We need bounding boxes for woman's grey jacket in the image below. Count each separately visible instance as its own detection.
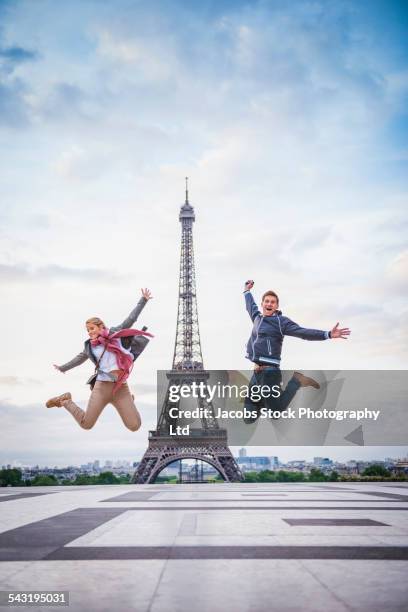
[59,297,149,373]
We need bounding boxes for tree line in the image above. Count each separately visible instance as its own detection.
[0,468,130,486]
[243,465,401,482]
[0,464,405,486]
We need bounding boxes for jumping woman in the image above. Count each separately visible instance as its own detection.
[46,288,153,431]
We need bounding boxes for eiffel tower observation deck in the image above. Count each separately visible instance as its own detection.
[132,180,243,483]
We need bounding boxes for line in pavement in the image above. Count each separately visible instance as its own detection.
[96,505,408,510]
[100,498,408,503]
[0,492,57,503]
[0,507,126,561]
[359,492,408,501]
[45,545,408,561]
[283,518,389,526]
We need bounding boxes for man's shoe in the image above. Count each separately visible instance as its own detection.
[243,400,263,425]
[293,372,320,389]
[46,392,72,408]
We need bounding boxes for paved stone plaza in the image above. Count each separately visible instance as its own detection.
[0,482,408,611]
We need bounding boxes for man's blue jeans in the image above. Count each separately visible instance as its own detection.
[243,367,301,424]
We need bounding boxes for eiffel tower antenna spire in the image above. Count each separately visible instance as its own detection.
[172,178,203,371]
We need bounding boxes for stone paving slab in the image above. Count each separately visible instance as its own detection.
[0,483,407,611]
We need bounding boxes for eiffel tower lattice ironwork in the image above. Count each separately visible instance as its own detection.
[132,180,243,484]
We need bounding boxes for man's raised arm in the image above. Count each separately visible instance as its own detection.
[243,280,260,322]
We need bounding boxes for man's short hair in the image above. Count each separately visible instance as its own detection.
[261,290,279,304]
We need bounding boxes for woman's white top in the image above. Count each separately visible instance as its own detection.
[91,341,133,382]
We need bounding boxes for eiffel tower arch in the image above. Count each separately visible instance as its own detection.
[132,180,243,484]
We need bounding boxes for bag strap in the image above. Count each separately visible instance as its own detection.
[94,342,108,372]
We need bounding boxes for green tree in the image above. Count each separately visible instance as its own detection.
[207,477,223,483]
[0,468,23,486]
[308,468,328,482]
[31,474,58,486]
[155,475,172,483]
[328,470,339,481]
[257,470,277,482]
[243,471,258,482]
[96,471,120,484]
[71,474,95,485]
[276,470,305,482]
[362,464,390,478]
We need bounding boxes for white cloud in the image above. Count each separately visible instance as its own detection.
[0,262,128,284]
[386,250,408,292]
[53,145,114,181]
[0,376,40,386]
[95,28,177,82]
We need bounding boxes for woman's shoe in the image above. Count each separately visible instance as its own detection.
[46,392,72,408]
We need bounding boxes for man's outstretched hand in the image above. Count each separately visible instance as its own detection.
[244,280,254,291]
[330,322,351,339]
[141,288,152,300]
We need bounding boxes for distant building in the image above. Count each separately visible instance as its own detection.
[287,460,306,471]
[393,457,408,475]
[239,448,247,458]
[236,456,271,471]
[314,457,333,467]
[313,457,333,471]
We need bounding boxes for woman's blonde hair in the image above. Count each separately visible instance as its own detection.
[85,317,106,328]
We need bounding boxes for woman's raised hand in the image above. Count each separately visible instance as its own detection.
[53,364,65,373]
[141,288,152,300]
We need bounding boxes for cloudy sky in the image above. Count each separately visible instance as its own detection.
[1,0,407,468]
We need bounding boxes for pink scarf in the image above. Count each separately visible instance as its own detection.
[91,327,153,393]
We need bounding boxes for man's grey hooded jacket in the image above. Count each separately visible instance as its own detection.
[59,297,149,373]
[244,291,330,366]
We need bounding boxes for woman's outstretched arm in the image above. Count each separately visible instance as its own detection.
[110,288,153,333]
[55,350,89,373]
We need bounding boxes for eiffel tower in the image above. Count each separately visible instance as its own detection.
[132,180,243,484]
